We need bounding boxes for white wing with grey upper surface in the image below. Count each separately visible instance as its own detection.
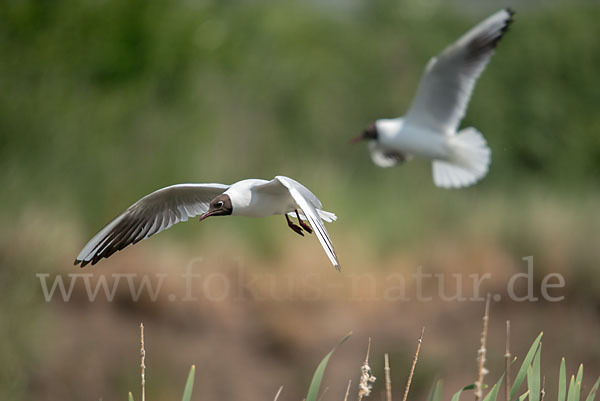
[404,9,514,135]
[255,176,340,269]
[75,183,229,267]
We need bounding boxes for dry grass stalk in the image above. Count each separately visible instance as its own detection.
[475,294,491,401]
[273,386,283,401]
[385,353,392,401]
[140,322,146,401]
[505,320,511,401]
[402,327,425,401]
[358,338,376,401]
[540,377,546,401]
[343,380,351,401]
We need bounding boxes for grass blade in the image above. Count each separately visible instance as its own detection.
[428,380,443,401]
[451,384,476,401]
[306,333,352,401]
[484,383,501,401]
[128,392,135,401]
[451,388,465,401]
[559,359,567,401]
[567,376,576,401]
[575,365,584,401]
[528,343,542,401]
[584,378,600,401]
[181,365,196,401]
[519,392,531,401]
[484,373,506,401]
[510,332,543,401]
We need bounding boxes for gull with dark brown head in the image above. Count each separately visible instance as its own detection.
[352,9,515,188]
[74,176,340,269]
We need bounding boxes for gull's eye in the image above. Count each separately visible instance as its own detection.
[215,201,223,208]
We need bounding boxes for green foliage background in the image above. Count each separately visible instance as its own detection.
[1,1,600,400]
[2,0,599,227]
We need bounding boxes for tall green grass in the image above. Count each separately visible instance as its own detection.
[120,318,598,401]
[298,330,598,401]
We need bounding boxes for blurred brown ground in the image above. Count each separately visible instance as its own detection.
[4,210,599,401]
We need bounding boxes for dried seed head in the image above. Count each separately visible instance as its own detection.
[358,338,376,400]
[358,362,377,399]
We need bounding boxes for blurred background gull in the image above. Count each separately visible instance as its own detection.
[1,0,600,400]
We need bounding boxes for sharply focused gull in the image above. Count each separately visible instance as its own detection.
[74,176,340,269]
[352,9,514,188]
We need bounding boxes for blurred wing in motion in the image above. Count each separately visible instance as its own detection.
[75,183,230,267]
[268,176,340,270]
[368,141,412,168]
[404,9,514,134]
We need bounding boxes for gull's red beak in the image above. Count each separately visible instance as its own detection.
[350,134,365,144]
[199,211,214,221]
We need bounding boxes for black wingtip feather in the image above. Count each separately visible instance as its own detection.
[486,9,516,50]
[501,8,516,34]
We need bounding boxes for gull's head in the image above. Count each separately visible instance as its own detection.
[199,194,233,221]
[350,122,378,143]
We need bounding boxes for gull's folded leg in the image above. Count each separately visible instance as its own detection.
[285,214,304,236]
[296,209,313,234]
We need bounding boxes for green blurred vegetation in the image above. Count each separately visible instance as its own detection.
[1,0,599,232]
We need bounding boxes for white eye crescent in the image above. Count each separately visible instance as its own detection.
[215,201,223,208]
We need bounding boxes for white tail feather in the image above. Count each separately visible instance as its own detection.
[433,127,491,188]
[289,210,337,223]
[317,210,337,223]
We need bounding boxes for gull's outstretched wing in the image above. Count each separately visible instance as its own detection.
[256,176,340,270]
[75,183,229,267]
[404,9,514,134]
[368,141,412,168]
